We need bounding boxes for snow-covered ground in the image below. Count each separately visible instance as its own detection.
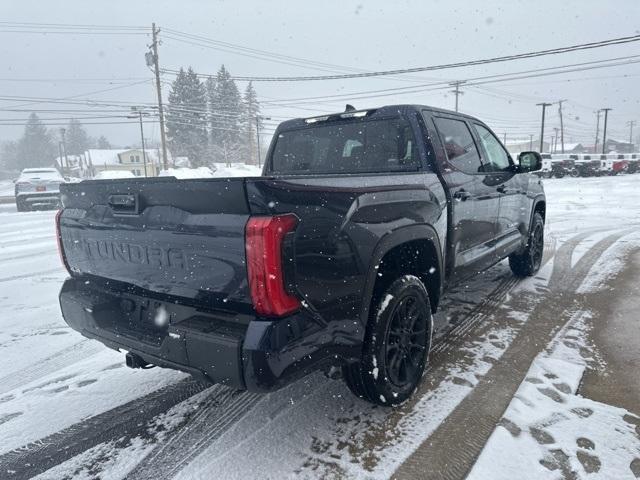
[0,180,15,197]
[0,175,639,479]
[468,311,640,480]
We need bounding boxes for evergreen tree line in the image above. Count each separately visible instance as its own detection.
[0,114,111,171]
[166,65,262,167]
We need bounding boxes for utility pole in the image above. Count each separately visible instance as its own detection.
[557,99,567,153]
[59,128,69,173]
[529,134,533,151]
[129,107,150,177]
[57,142,65,173]
[149,23,168,170]
[450,81,466,112]
[537,102,552,152]
[255,115,271,167]
[594,110,601,153]
[503,132,507,145]
[601,108,612,154]
[626,120,636,147]
[553,128,560,153]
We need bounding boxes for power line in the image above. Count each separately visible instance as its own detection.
[254,56,640,107]
[0,21,147,29]
[160,34,640,81]
[161,28,443,84]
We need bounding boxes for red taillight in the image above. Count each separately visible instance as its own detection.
[246,214,300,317]
[55,210,71,275]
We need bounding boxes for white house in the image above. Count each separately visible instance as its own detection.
[85,148,177,177]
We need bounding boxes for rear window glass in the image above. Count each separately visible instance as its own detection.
[20,171,63,180]
[269,117,418,174]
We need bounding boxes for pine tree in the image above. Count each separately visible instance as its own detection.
[65,119,91,155]
[241,81,261,165]
[17,113,56,168]
[208,65,243,165]
[167,67,208,166]
[96,135,112,149]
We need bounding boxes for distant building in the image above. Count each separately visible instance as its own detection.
[84,148,177,177]
[604,139,634,154]
[553,142,586,153]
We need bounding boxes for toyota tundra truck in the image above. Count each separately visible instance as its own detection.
[56,105,545,406]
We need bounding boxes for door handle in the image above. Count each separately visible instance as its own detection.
[453,189,471,201]
[496,185,506,194]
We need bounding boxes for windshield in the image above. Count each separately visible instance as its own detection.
[269,117,418,174]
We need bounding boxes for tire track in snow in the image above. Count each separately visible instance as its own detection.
[0,341,103,396]
[0,239,55,256]
[126,388,263,480]
[0,233,55,249]
[0,379,211,480]
[0,268,63,284]
[394,229,632,480]
[0,226,53,240]
[0,249,57,264]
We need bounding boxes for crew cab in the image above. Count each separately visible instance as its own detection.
[15,167,65,211]
[56,105,545,406]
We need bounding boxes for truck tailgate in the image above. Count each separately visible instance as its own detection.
[58,177,253,312]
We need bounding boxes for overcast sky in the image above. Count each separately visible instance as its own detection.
[1,0,639,148]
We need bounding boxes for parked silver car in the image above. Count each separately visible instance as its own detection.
[14,168,65,212]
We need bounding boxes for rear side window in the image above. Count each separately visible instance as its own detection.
[433,117,482,174]
[269,117,418,174]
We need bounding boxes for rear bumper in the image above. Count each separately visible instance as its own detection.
[59,278,345,392]
[16,192,61,204]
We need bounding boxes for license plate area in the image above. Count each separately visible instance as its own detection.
[104,298,170,346]
[36,186,46,192]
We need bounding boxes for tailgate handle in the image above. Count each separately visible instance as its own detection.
[108,194,139,215]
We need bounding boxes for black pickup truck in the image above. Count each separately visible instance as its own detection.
[56,105,545,406]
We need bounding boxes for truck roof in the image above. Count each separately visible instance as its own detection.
[278,104,481,130]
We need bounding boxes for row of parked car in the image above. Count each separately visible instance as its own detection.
[536,153,640,178]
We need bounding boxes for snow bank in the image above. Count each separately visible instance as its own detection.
[93,170,135,180]
[159,163,262,179]
[159,167,216,179]
[210,163,262,177]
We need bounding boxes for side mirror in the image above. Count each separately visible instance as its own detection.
[517,151,543,173]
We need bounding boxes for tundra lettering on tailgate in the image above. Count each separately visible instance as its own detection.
[67,234,188,270]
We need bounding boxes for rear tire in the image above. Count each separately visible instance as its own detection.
[343,275,432,406]
[509,212,544,277]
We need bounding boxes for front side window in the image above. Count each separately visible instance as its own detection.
[269,117,418,174]
[473,124,511,172]
[433,117,482,174]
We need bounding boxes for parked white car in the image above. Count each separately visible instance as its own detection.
[14,167,65,212]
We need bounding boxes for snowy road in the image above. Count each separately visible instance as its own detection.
[0,176,639,479]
